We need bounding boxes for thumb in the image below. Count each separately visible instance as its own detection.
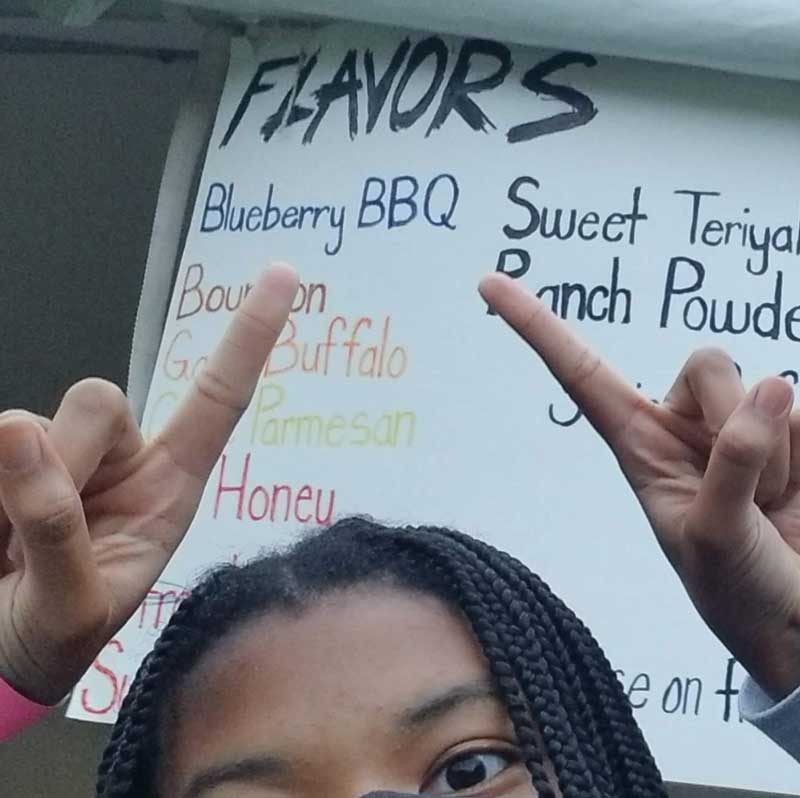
[687,377,793,552]
[0,416,107,701]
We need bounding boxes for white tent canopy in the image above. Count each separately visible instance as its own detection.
[12,0,800,81]
[174,0,800,81]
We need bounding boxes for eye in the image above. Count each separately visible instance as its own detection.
[424,750,517,795]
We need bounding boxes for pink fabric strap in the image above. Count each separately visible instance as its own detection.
[0,676,50,741]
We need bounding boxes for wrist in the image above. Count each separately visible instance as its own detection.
[0,658,71,707]
[749,661,800,703]
[0,639,86,706]
[734,624,800,702]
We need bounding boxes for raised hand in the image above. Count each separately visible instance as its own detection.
[0,265,298,704]
[480,272,800,700]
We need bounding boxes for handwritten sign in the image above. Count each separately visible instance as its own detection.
[69,23,800,794]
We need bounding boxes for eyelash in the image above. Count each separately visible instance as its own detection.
[422,745,521,795]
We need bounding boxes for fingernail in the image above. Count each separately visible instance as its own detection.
[754,379,793,418]
[0,423,41,472]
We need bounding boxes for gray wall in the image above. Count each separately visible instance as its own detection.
[0,46,192,796]
[0,47,193,414]
[0,39,792,798]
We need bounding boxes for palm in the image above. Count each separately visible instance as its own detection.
[82,443,203,614]
[0,443,198,696]
[763,492,800,554]
[625,390,800,540]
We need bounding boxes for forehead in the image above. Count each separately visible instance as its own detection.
[164,587,493,769]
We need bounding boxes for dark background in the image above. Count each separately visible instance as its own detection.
[0,44,193,797]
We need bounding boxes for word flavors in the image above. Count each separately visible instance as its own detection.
[222,39,597,146]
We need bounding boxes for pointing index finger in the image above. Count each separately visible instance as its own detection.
[479,272,644,441]
[157,264,299,478]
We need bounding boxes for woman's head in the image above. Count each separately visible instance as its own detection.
[96,518,666,798]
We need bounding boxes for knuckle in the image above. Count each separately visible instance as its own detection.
[63,378,130,433]
[194,368,249,414]
[520,302,547,339]
[714,424,767,470]
[0,410,48,427]
[64,378,127,416]
[28,495,83,547]
[686,346,736,376]
[234,306,283,347]
[569,347,602,387]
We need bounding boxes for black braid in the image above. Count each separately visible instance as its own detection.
[491,544,666,798]
[96,518,667,798]
[404,529,593,796]
[421,530,602,796]
[97,569,241,798]
[398,532,557,797]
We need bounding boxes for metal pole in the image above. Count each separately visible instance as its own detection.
[126,27,231,421]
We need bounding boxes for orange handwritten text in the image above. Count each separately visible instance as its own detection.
[250,384,416,447]
[265,315,407,378]
[162,328,206,382]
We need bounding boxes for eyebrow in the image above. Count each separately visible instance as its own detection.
[397,680,501,732]
[180,681,500,797]
[182,753,291,798]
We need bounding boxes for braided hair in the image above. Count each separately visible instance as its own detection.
[96,518,667,798]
